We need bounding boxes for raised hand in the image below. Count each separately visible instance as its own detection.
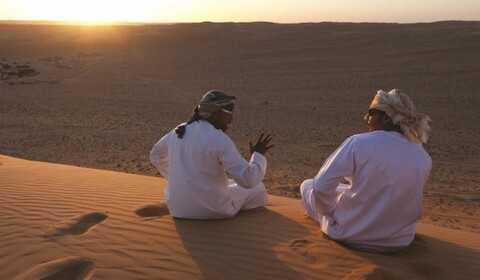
[249,133,274,155]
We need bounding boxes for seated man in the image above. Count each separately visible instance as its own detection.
[300,89,432,253]
[150,90,273,219]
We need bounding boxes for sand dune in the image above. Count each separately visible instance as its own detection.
[0,21,479,279]
[1,155,479,279]
[0,21,479,234]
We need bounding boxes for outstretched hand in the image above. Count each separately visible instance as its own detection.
[249,133,274,156]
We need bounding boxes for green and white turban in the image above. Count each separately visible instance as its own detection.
[197,90,236,118]
[370,89,431,144]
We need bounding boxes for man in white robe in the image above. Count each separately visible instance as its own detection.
[150,90,273,219]
[300,89,432,253]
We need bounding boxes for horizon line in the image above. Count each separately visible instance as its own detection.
[0,19,478,27]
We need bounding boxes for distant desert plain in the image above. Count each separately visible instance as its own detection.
[1,20,479,232]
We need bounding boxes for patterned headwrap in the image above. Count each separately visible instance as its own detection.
[370,89,431,144]
[174,90,236,138]
[197,90,236,118]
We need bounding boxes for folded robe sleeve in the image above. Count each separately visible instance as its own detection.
[218,138,267,189]
[312,136,356,215]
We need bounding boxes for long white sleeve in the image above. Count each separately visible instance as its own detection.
[150,132,172,179]
[312,137,355,215]
[218,138,267,189]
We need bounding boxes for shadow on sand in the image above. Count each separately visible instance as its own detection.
[174,207,311,280]
[350,234,480,279]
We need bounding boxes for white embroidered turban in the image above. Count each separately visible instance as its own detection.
[370,89,431,144]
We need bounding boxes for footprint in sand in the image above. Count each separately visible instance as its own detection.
[14,256,94,280]
[290,239,314,249]
[289,239,318,263]
[134,202,169,217]
[45,211,108,237]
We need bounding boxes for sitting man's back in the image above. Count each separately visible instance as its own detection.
[300,89,432,253]
[150,90,273,219]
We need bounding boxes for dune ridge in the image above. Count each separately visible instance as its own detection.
[1,155,479,279]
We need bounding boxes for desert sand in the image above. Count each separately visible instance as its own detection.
[0,21,479,279]
[1,155,479,279]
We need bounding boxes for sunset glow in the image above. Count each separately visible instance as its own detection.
[0,0,479,24]
[1,0,160,23]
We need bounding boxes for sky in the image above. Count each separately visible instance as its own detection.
[0,0,479,24]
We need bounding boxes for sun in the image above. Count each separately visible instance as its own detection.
[24,0,156,24]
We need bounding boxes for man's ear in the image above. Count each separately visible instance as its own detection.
[382,113,391,124]
[208,111,220,121]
